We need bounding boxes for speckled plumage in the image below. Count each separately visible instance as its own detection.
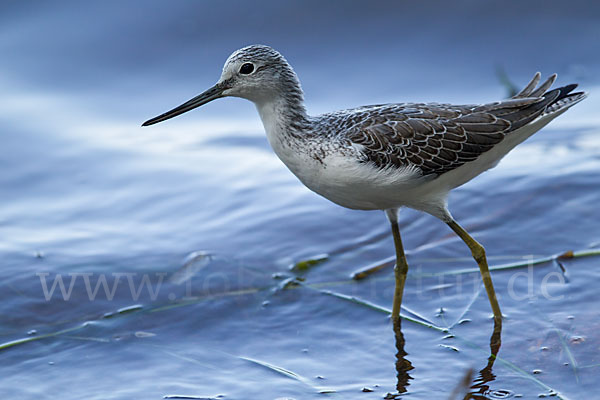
[143,44,586,220]
[143,45,587,329]
[312,76,582,176]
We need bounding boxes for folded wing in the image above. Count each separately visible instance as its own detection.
[346,73,584,176]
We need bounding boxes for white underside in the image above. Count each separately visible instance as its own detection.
[257,101,573,222]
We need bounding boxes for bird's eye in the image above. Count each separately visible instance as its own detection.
[239,63,254,75]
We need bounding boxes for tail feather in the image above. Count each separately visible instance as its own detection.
[542,83,586,115]
[514,72,541,98]
[544,90,587,114]
[514,73,587,116]
[530,74,557,97]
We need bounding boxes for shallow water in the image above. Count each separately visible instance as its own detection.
[1,1,600,399]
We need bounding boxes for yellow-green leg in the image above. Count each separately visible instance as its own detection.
[446,220,503,326]
[386,210,409,328]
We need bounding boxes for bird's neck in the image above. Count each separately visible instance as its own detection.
[255,93,327,188]
[254,90,319,178]
[255,91,311,143]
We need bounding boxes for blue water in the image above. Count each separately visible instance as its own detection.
[1,1,599,399]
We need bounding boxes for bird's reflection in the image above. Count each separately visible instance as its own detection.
[393,318,414,394]
[388,318,502,399]
[465,319,502,399]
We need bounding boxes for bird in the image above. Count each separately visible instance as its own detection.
[142,44,587,330]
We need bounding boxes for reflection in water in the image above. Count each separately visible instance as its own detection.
[387,318,502,399]
[467,319,503,399]
[394,319,414,393]
[384,318,414,398]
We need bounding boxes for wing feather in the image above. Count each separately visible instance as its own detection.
[340,74,580,175]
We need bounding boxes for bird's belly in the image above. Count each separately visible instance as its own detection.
[284,152,431,211]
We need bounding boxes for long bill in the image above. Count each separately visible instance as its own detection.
[142,83,224,126]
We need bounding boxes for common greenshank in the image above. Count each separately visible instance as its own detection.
[143,45,587,329]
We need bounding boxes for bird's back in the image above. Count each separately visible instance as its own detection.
[301,73,586,217]
[316,73,586,179]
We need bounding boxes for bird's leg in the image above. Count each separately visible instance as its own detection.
[387,211,409,328]
[446,220,503,326]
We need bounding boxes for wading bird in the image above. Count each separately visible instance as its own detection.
[143,45,586,329]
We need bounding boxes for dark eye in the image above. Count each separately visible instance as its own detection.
[239,63,254,74]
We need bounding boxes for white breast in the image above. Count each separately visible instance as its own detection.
[256,99,446,212]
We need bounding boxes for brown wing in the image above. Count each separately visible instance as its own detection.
[346,73,574,176]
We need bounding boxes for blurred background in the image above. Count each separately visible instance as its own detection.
[1,1,599,399]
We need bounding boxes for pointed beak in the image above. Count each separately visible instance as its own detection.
[142,83,225,126]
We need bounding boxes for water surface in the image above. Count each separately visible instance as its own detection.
[1,1,599,399]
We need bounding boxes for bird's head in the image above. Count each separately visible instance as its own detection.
[142,44,300,126]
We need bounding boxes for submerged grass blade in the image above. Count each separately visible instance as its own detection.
[157,348,220,370]
[351,256,395,280]
[150,287,264,313]
[532,304,580,381]
[0,303,148,352]
[61,335,110,343]
[448,284,484,329]
[291,253,329,272]
[490,355,572,400]
[556,330,579,382]
[411,248,600,278]
[103,304,143,318]
[0,323,88,351]
[579,363,600,369]
[315,287,447,332]
[239,356,335,393]
[240,356,303,380]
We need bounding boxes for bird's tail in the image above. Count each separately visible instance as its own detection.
[513,72,587,116]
